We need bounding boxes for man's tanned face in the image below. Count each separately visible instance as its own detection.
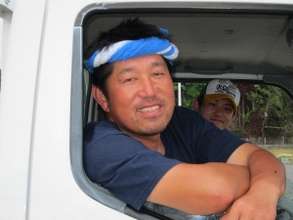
[94,55,175,137]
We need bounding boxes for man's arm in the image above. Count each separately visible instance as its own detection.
[148,162,249,215]
[222,143,286,220]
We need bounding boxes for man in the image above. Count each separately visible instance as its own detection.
[193,79,240,130]
[84,19,285,219]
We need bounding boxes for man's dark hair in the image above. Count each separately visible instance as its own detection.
[85,18,175,96]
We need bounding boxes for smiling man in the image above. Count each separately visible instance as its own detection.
[84,19,285,219]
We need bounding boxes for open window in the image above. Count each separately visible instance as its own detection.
[174,80,293,219]
[71,2,293,219]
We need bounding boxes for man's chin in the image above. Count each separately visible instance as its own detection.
[134,108,173,135]
[136,118,170,134]
[138,125,166,136]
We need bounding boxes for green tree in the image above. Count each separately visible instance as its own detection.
[175,82,205,108]
[241,84,293,143]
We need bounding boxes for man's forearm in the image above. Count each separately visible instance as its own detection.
[248,148,286,198]
[227,143,285,197]
[148,162,250,215]
[222,143,286,219]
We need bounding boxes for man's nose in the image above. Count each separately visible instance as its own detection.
[214,106,225,115]
[139,77,156,97]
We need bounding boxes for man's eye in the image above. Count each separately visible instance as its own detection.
[224,107,233,113]
[122,77,136,84]
[153,72,165,77]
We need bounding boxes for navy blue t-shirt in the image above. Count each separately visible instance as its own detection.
[84,106,245,210]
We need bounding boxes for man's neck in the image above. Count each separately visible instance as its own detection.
[125,131,165,155]
[108,118,166,154]
[135,134,165,154]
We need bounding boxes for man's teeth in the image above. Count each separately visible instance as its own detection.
[140,105,159,112]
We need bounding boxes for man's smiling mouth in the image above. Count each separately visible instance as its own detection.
[139,105,161,112]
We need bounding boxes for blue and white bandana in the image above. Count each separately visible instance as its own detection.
[85,37,179,73]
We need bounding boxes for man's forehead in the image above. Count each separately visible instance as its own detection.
[206,96,234,106]
[113,55,167,72]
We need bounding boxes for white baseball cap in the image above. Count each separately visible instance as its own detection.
[204,79,241,111]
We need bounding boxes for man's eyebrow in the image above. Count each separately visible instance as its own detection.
[151,61,167,68]
[117,61,167,75]
[117,67,135,76]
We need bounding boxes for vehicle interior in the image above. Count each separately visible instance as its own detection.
[70,2,293,220]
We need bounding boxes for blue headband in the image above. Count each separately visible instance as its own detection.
[85,37,179,73]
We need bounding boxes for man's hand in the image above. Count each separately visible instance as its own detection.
[220,183,279,220]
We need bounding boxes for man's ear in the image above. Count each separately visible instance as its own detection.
[92,86,110,112]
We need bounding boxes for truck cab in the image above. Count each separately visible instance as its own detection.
[0,1,293,219]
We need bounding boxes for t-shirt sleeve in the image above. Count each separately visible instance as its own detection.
[84,128,181,210]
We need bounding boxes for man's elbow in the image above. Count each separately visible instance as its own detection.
[188,179,248,215]
[212,181,248,212]
[205,171,250,213]
[187,190,235,215]
[207,191,235,214]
